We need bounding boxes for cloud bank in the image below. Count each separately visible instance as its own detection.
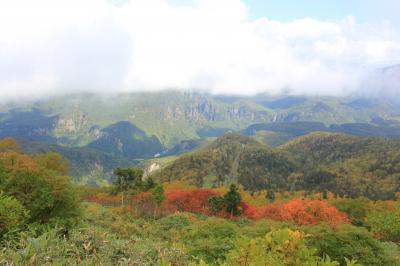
[0,0,400,100]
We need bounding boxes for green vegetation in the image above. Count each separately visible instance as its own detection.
[3,193,400,265]
[2,132,400,265]
[0,192,29,237]
[156,132,400,200]
[87,121,164,158]
[112,167,145,207]
[18,139,138,186]
[1,93,400,187]
[157,132,296,190]
[306,225,397,266]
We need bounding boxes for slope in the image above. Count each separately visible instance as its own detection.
[155,132,400,200]
[156,132,297,190]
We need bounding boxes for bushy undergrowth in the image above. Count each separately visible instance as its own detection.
[1,202,399,265]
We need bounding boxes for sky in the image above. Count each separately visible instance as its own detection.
[171,0,400,25]
[0,0,399,100]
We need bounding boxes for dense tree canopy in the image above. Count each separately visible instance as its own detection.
[156,132,400,200]
[0,139,79,226]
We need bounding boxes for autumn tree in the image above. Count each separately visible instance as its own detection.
[35,152,69,175]
[0,139,79,226]
[0,138,21,153]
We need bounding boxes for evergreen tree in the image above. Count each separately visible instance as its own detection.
[112,167,144,207]
[152,184,165,218]
[266,190,275,203]
[223,184,242,218]
[208,196,224,214]
[144,177,156,191]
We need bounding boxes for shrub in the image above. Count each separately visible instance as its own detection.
[0,146,80,226]
[280,199,349,225]
[0,191,29,236]
[159,214,191,231]
[184,218,239,263]
[222,228,342,266]
[306,224,397,266]
[332,197,370,226]
[244,199,349,226]
[367,206,400,243]
[166,189,218,215]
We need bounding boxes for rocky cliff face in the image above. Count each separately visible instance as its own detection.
[182,92,271,123]
[2,91,399,151]
[56,108,89,134]
[183,93,217,121]
[226,106,269,121]
[185,101,216,121]
[143,162,161,179]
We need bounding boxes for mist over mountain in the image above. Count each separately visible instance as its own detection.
[1,91,400,186]
[1,0,400,101]
[1,91,399,147]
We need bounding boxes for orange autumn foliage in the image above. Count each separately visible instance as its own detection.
[165,189,219,215]
[0,152,39,173]
[0,138,21,153]
[244,199,349,225]
[83,188,348,226]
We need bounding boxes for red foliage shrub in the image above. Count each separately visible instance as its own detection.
[281,199,349,225]
[84,188,348,226]
[165,189,220,215]
[244,199,349,226]
[243,202,281,220]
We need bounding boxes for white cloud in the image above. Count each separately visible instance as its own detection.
[0,0,399,100]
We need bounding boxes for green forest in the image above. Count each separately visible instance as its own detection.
[158,132,400,200]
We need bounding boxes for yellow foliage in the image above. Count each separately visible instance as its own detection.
[0,138,21,153]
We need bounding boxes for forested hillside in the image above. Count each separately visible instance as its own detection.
[156,132,400,200]
[157,133,296,190]
[17,139,137,186]
[283,132,400,199]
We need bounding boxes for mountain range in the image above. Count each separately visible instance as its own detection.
[1,91,400,185]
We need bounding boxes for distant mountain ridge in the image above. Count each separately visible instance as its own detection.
[87,121,164,159]
[242,121,400,146]
[1,91,399,147]
[1,91,400,185]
